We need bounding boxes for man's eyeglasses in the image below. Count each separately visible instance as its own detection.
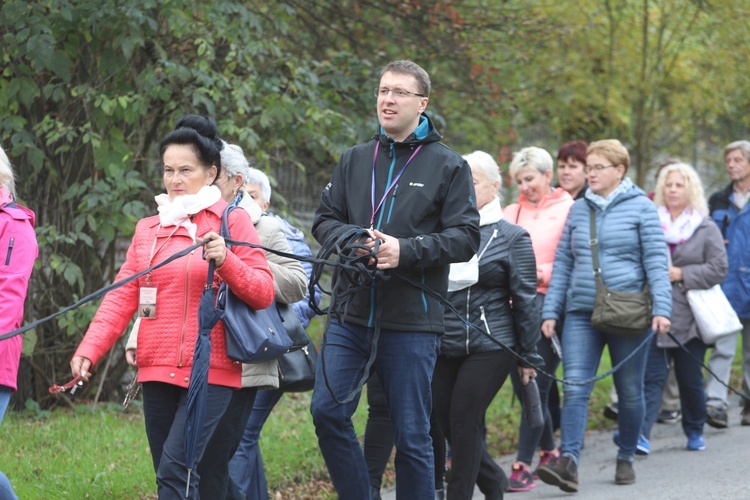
[584,164,616,173]
[374,87,427,99]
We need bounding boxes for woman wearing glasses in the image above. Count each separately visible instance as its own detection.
[536,139,671,492]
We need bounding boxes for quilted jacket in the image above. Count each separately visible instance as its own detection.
[0,202,38,391]
[440,219,543,368]
[542,184,672,321]
[74,199,274,389]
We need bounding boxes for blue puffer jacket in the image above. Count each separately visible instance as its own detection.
[709,183,750,319]
[542,184,672,321]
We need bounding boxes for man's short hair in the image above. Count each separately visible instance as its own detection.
[380,60,431,97]
[724,140,750,161]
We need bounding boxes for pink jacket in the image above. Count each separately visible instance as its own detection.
[503,187,574,294]
[0,203,38,391]
[74,199,274,389]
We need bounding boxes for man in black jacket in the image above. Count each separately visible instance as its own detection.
[311,60,480,499]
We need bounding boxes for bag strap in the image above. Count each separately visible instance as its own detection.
[206,198,239,290]
[588,206,602,279]
[589,205,650,295]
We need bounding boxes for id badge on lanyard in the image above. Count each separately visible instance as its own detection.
[139,225,180,319]
[139,283,158,319]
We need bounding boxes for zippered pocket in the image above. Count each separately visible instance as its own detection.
[4,237,14,265]
[479,305,492,337]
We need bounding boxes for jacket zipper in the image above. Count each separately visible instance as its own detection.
[4,238,14,265]
[464,229,498,355]
[178,250,194,367]
[465,287,471,355]
[479,306,493,344]
[386,183,399,224]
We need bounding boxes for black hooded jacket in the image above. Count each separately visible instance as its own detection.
[312,114,480,333]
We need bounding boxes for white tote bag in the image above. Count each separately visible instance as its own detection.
[686,284,742,344]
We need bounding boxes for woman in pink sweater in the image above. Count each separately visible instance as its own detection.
[504,146,574,492]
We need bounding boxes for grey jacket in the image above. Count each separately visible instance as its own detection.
[658,218,728,348]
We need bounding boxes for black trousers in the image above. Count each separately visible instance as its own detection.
[198,386,258,499]
[432,350,512,499]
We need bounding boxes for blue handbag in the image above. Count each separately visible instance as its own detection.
[216,204,294,364]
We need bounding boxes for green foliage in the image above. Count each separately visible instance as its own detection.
[3,0,750,408]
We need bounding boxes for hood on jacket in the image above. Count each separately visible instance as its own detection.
[515,186,573,210]
[375,113,443,147]
[1,202,36,227]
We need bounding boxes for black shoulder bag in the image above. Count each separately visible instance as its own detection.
[215,204,295,363]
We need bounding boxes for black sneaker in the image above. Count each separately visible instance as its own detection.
[656,408,681,424]
[537,455,579,493]
[706,406,728,429]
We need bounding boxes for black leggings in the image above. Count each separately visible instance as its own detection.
[432,350,512,498]
[510,334,559,464]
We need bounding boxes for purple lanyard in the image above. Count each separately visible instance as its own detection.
[370,142,423,228]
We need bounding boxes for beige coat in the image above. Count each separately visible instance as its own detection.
[240,199,307,388]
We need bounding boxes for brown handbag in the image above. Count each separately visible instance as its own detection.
[588,207,652,336]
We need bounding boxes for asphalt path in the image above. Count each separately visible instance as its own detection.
[381,395,749,499]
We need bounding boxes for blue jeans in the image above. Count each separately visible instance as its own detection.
[642,336,707,440]
[228,389,284,500]
[559,312,650,463]
[310,320,439,500]
[0,387,19,500]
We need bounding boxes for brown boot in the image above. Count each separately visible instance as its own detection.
[615,459,635,485]
[537,455,578,492]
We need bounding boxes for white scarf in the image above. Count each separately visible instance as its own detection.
[658,205,704,244]
[154,185,222,242]
[479,196,504,226]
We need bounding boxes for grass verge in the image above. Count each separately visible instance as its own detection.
[0,334,742,499]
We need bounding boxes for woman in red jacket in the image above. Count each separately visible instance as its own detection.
[504,146,574,492]
[70,115,274,498]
